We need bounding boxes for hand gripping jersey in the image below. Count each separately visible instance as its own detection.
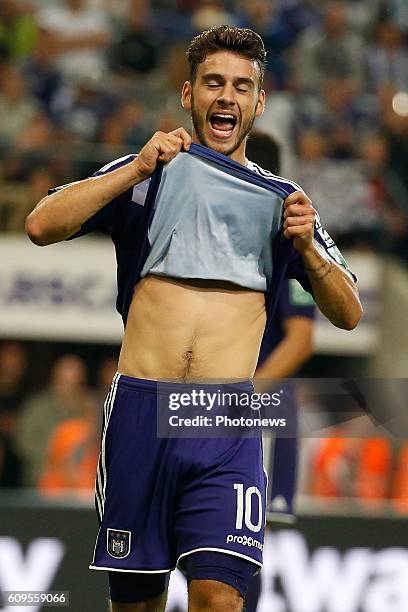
[63,142,355,335]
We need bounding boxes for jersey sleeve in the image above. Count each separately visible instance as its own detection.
[285,210,357,294]
[47,155,150,240]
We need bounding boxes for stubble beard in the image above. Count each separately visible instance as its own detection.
[190,95,256,157]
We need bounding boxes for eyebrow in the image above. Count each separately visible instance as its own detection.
[202,73,255,88]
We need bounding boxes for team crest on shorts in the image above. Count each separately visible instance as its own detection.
[107,528,131,559]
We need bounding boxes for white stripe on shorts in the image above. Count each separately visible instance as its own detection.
[96,377,115,520]
[96,372,120,521]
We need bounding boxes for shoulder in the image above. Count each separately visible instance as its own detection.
[94,154,150,208]
[94,154,138,176]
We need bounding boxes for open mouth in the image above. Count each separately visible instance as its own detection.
[209,113,237,139]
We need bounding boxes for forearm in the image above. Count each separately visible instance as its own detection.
[256,333,312,380]
[255,341,306,380]
[301,242,362,330]
[254,318,313,393]
[26,158,146,246]
[254,338,310,392]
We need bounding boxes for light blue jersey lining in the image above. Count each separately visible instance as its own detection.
[141,153,283,292]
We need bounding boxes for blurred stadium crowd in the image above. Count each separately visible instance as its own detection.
[1,0,408,508]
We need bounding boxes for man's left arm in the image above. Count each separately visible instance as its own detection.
[283,191,363,330]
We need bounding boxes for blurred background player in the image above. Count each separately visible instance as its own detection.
[245,131,315,611]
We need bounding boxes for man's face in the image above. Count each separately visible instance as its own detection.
[181,51,265,161]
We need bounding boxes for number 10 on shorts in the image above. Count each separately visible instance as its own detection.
[233,483,263,532]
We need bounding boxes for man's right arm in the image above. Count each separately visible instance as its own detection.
[26,128,191,246]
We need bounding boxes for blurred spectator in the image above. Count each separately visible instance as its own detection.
[191,0,236,32]
[38,399,99,497]
[378,84,408,193]
[36,0,113,84]
[273,0,322,40]
[239,0,321,89]
[238,0,286,89]
[16,355,94,487]
[389,0,408,35]
[255,86,296,175]
[367,20,408,93]
[14,112,57,154]
[0,342,27,488]
[311,435,357,498]
[343,0,383,35]
[99,98,149,148]
[358,133,408,261]
[96,358,117,406]
[110,0,160,78]
[22,29,71,124]
[98,0,129,22]
[36,356,117,496]
[0,341,27,412]
[292,2,365,93]
[0,66,40,148]
[60,80,118,142]
[150,44,190,130]
[355,437,392,507]
[0,166,57,232]
[311,434,392,505]
[293,129,382,247]
[0,0,38,59]
[392,441,408,512]
[296,77,378,159]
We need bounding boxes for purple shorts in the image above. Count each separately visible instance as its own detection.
[90,374,267,574]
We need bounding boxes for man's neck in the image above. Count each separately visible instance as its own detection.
[191,132,247,166]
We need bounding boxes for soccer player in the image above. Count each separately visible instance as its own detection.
[26,25,362,612]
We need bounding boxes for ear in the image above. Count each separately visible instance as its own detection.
[181,81,192,111]
[255,89,266,118]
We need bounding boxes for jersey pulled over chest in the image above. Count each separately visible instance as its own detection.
[141,154,283,292]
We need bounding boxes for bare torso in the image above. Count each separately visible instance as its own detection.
[118,275,267,381]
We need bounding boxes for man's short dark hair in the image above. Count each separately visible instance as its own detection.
[186,25,267,89]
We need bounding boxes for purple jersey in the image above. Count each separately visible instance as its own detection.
[52,143,355,332]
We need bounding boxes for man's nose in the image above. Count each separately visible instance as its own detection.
[217,83,236,106]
